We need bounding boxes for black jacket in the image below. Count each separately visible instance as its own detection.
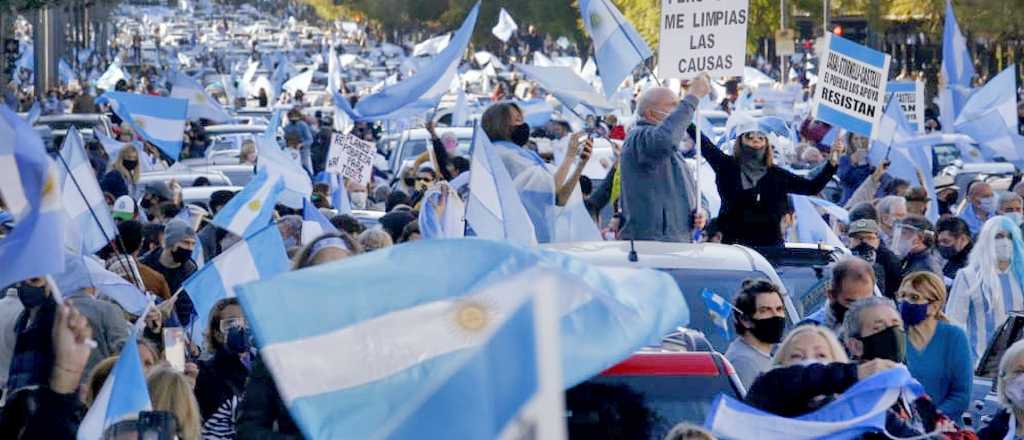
[901,249,942,278]
[195,349,250,421]
[943,243,973,281]
[977,408,1010,440]
[693,127,838,247]
[746,363,860,417]
[236,355,302,439]
[876,246,903,300]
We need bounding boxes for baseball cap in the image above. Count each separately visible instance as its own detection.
[847,219,879,236]
[112,196,136,221]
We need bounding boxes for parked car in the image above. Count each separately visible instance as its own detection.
[181,185,241,211]
[566,349,744,439]
[968,312,1024,429]
[387,127,474,177]
[542,241,798,351]
[752,243,847,318]
[34,113,114,146]
[138,170,232,193]
[187,164,257,187]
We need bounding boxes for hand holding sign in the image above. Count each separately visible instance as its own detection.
[687,73,711,99]
[326,133,376,186]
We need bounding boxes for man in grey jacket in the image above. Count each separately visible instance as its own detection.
[619,74,711,242]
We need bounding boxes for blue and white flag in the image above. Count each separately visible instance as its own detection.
[24,101,41,125]
[191,242,205,269]
[412,34,451,57]
[451,83,469,127]
[234,239,686,438]
[381,269,566,439]
[282,66,317,96]
[170,71,231,123]
[341,3,480,122]
[210,168,286,238]
[0,105,65,289]
[706,367,924,440]
[77,322,152,440]
[514,64,614,114]
[806,197,849,224]
[240,59,259,98]
[182,223,289,340]
[54,253,150,315]
[491,8,518,43]
[941,0,975,90]
[59,59,77,84]
[327,48,342,94]
[95,61,126,91]
[97,92,188,160]
[301,197,338,245]
[954,66,1020,165]
[465,125,537,246]
[579,0,651,98]
[517,99,554,128]
[329,172,352,215]
[701,288,732,340]
[870,96,939,222]
[58,126,117,255]
[418,184,465,240]
[791,195,846,248]
[255,131,311,209]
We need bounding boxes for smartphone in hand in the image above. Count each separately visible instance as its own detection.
[163,328,186,373]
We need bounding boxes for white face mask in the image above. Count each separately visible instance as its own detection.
[995,237,1014,262]
[1006,212,1024,226]
[350,192,368,209]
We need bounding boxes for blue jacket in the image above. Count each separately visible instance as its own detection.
[837,156,872,204]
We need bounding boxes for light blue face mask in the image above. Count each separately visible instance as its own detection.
[1006,212,1024,226]
[979,196,998,215]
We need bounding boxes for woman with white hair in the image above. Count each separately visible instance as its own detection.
[948,215,1024,362]
[977,339,1024,439]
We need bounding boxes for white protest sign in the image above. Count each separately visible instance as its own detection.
[811,34,891,139]
[657,0,749,80]
[885,80,925,133]
[326,133,375,185]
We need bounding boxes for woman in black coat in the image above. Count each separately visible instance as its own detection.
[690,119,843,247]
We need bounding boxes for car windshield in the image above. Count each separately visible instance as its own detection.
[659,269,790,350]
[566,374,738,440]
[399,137,472,164]
[977,314,1024,379]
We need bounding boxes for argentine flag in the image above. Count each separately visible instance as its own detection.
[170,70,231,123]
[77,317,152,440]
[235,239,686,438]
[706,367,924,440]
[55,253,150,316]
[870,96,939,222]
[465,125,537,246]
[491,8,518,43]
[255,130,310,210]
[0,105,65,289]
[282,66,317,96]
[301,197,338,245]
[954,66,1020,165]
[579,0,651,98]
[58,126,118,255]
[515,63,614,114]
[418,184,465,239]
[96,61,126,91]
[97,92,188,160]
[210,168,286,238]
[181,223,289,342]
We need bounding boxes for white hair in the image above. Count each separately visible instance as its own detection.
[634,87,675,122]
[999,339,1024,407]
[999,191,1022,208]
[963,216,1024,296]
[876,195,906,216]
[842,296,898,340]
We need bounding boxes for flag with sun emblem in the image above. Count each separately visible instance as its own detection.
[0,104,66,288]
[170,70,231,123]
[578,0,651,98]
[234,239,686,439]
[210,168,285,238]
[96,91,188,160]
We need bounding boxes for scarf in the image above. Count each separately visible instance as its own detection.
[737,144,768,190]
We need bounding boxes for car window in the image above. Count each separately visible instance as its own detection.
[566,374,738,440]
[660,269,790,350]
[976,314,1024,378]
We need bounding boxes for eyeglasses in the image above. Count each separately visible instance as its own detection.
[743,132,767,142]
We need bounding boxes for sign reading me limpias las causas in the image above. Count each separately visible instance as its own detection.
[658,0,749,80]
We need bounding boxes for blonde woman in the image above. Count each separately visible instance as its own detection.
[147,367,201,440]
[745,325,897,417]
[101,146,140,199]
[898,271,972,420]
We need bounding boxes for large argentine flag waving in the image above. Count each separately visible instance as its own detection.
[97,92,188,160]
[234,239,688,439]
[706,367,924,440]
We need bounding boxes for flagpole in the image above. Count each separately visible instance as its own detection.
[54,148,145,291]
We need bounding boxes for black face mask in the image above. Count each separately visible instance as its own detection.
[171,247,192,264]
[937,244,959,260]
[830,300,849,324]
[17,284,49,309]
[403,177,416,186]
[122,160,138,171]
[850,243,877,263]
[858,325,906,363]
[511,123,531,146]
[749,316,786,344]
[140,198,153,210]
